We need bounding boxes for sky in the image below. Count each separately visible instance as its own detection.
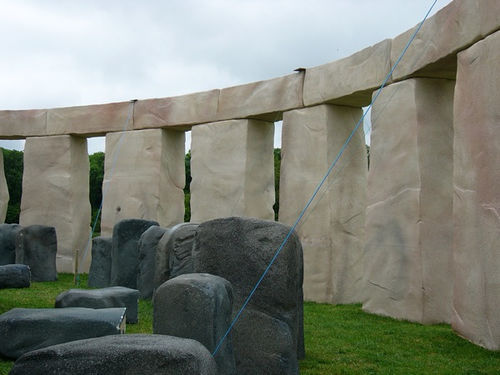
[0,0,452,153]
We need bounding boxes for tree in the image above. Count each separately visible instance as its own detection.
[273,148,281,221]
[89,152,104,233]
[2,148,23,223]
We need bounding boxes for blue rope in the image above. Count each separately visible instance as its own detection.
[211,0,439,357]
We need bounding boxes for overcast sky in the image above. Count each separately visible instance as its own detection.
[0,0,452,153]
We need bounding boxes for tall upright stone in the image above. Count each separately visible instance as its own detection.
[452,31,500,350]
[101,129,185,236]
[279,104,366,304]
[190,119,274,222]
[362,78,454,324]
[20,135,91,273]
[0,150,8,223]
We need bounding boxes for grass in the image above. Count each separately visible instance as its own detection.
[1,275,500,374]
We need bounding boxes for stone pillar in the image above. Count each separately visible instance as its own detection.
[452,31,500,350]
[362,78,454,324]
[279,104,366,304]
[101,129,185,236]
[20,136,91,273]
[0,150,9,223]
[190,119,274,222]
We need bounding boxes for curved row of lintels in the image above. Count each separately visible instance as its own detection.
[1,0,499,139]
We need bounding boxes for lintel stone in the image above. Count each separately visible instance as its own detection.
[0,109,47,138]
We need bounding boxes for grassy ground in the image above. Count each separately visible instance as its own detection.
[1,275,499,374]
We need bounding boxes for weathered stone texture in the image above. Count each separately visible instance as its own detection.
[0,109,47,138]
[452,31,500,350]
[0,224,21,265]
[101,129,184,236]
[137,225,167,299]
[190,120,274,222]
[0,151,8,223]
[87,236,112,288]
[19,135,91,273]
[362,78,454,324]
[279,104,366,304]
[0,264,30,289]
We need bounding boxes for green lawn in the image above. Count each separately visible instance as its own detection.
[1,275,499,374]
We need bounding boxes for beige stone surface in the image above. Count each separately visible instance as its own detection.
[303,40,391,107]
[452,31,500,350]
[134,90,219,129]
[0,150,9,223]
[216,74,304,122]
[279,104,366,304]
[190,119,274,222]
[0,109,47,138]
[20,136,91,273]
[391,0,500,81]
[362,78,454,324]
[101,129,185,236]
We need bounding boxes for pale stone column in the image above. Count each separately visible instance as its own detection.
[452,31,500,350]
[20,136,91,273]
[101,129,185,236]
[190,119,274,222]
[362,78,454,324]
[279,104,366,304]
[0,150,9,223]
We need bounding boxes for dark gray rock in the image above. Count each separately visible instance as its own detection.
[0,224,22,265]
[154,222,198,291]
[15,225,57,282]
[137,226,167,299]
[0,264,30,289]
[110,219,158,289]
[192,216,304,374]
[9,334,217,375]
[88,236,112,288]
[153,273,236,375]
[55,286,139,324]
[0,307,126,359]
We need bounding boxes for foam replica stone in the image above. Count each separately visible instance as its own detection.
[87,236,112,288]
[110,219,158,289]
[101,129,184,236]
[137,226,167,299]
[15,225,57,282]
[452,30,500,351]
[55,287,139,324]
[192,217,304,375]
[154,273,236,375]
[362,78,454,324]
[0,223,22,265]
[0,307,126,359]
[20,135,91,273]
[154,222,199,291]
[0,264,30,289]
[9,334,217,375]
[0,150,8,223]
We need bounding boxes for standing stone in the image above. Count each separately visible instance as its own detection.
[280,104,366,304]
[101,129,185,237]
[190,119,275,222]
[137,226,167,299]
[363,78,454,324]
[153,273,236,375]
[192,217,303,375]
[0,223,22,265]
[15,225,57,282]
[88,236,112,288]
[452,31,500,350]
[0,150,8,223]
[0,264,30,289]
[20,135,91,273]
[110,219,158,289]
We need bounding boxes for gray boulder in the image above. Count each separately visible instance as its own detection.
[0,223,22,265]
[0,264,30,289]
[0,307,126,359]
[9,334,217,375]
[137,226,167,299]
[88,236,112,288]
[192,216,304,375]
[55,286,139,324]
[110,219,158,289]
[15,225,57,282]
[153,273,236,375]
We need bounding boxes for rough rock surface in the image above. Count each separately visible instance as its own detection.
[153,273,236,375]
[0,264,30,289]
[87,236,112,288]
[137,226,167,299]
[55,287,139,324]
[0,223,22,265]
[15,225,57,282]
[0,307,125,359]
